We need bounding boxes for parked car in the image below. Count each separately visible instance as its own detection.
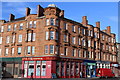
[96,68,115,78]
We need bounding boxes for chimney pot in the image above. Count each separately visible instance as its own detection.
[107,26,111,34]
[37,5,44,17]
[26,7,31,16]
[9,14,15,21]
[96,21,100,28]
[82,16,88,25]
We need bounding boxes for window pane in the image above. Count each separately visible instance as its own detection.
[46,19,49,26]
[32,46,35,55]
[18,35,22,42]
[28,33,32,41]
[50,18,54,25]
[18,47,21,54]
[46,31,49,40]
[27,46,31,54]
[32,33,36,41]
[12,48,14,55]
[45,45,48,54]
[50,31,54,40]
[50,45,54,54]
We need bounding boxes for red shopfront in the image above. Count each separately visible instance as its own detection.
[22,56,83,78]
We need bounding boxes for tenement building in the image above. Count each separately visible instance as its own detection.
[0,4,118,78]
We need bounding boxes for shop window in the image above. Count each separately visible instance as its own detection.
[28,65,34,76]
[41,61,46,76]
[56,62,60,76]
[66,63,70,76]
[36,62,41,76]
[61,62,64,76]
[71,63,74,76]
[76,63,79,76]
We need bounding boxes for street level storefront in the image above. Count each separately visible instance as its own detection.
[96,61,110,69]
[83,60,96,78]
[0,57,22,78]
[22,56,83,78]
[110,62,119,77]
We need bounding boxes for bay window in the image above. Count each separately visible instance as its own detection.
[50,45,54,54]
[50,31,54,40]
[50,18,54,25]
[46,19,49,26]
[6,36,10,43]
[45,45,48,54]
[45,31,49,40]
[72,37,76,44]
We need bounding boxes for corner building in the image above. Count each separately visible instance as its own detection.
[0,4,118,78]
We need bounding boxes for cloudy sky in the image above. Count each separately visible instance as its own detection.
[1,2,119,42]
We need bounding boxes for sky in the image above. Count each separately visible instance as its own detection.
[1,2,119,42]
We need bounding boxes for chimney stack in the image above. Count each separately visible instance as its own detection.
[59,10,64,17]
[26,7,31,16]
[96,21,100,28]
[106,26,111,34]
[9,14,15,21]
[37,5,44,17]
[82,16,88,25]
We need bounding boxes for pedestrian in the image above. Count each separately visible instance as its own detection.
[80,71,82,78]
[30,72,34,80]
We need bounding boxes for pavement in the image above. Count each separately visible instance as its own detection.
[1,77,120,80]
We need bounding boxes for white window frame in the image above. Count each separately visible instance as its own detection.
[1,26,4,32]
[12,48,14,55]
[0,37,2,44]
[28,33,32,41]
[6,36,10,43]
[18,34,22,42]
[45,45,48,54]
[45,31,49,40]
[32,33,36,41]
[5,48,8,56]
[50,45,54,54]
[50,31,54,40]
[32,46,35,55]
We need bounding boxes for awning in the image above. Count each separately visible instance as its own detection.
[0,57,22,62]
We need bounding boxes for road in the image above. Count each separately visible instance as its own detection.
[1,77,120,80]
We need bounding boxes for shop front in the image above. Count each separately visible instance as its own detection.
[22,56,83,78]
[84,60,96,78]
[110,62,119,77]
[96,61,110,69]
[0,57,22,78]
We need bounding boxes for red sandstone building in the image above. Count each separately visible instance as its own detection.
[0,4,118,78]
